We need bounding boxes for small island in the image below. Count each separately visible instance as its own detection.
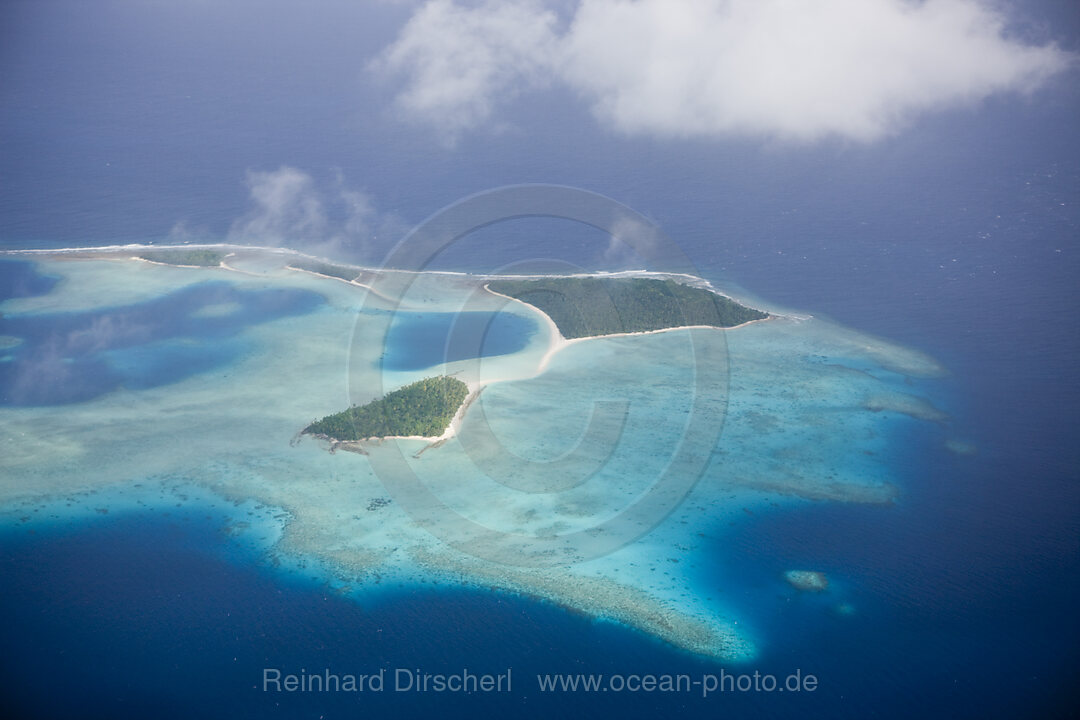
[303,376,469,441]
[486,277,767,339]
[287,258,362,282]
[137,249,226,267]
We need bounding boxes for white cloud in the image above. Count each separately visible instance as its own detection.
[372,0,561,142]
[227,167,398,260]
[229,166,329,243]
[602,214,661,268]
[375,0,1072,143]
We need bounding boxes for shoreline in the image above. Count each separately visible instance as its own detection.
[302,278,773,452]
[129,254,228,270]
[308,292,771,453]
[482,283,772,373]
[9,244,787,459]
[283,264,404,305]
[318,379,487,452]
[1,242,765,306]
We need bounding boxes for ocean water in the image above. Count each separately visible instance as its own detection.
[0,260,59,302]
[2,1,1078,717]
[1,251,1071,720]
[0,268,324,406]
[383,310,537,372]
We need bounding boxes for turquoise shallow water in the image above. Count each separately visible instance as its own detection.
[382,310,537,371]
[0,272,324,406]
[0,247,1075,718]
[1,254,942,640]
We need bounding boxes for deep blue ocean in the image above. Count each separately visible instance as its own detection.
[1,1,1078,717]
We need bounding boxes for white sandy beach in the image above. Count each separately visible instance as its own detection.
[0,245,950,660]
[482,282,772,375]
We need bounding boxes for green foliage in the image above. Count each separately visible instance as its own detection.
[290,258,360,282]
[304,376,469,441]
[138,249,225,266]
[487,277,767,339]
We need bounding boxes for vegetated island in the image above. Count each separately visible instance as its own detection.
[486,277,768,339]
[303,376,469,442]
[284,258,396,302]
[287,257,361,282]
[302,277,766,448]
[137,249,226,267]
